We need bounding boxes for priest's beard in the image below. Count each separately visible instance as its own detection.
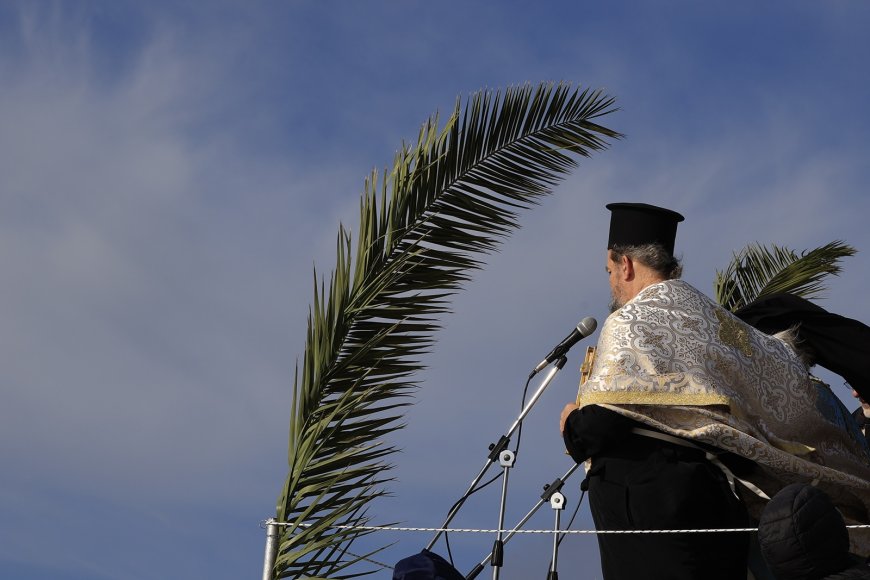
[609,294,624,313]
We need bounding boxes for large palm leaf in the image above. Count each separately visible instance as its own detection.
[273,83,621,579]
[714,241,856,311]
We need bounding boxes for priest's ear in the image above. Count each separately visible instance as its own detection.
[615,253,635,281]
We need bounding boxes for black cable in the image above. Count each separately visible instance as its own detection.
[440,372,536,563]
[513,373,534,454]
[443,471,503,567]
[444,532,456,568]
[556,487,586,549]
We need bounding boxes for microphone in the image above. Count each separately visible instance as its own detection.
[532,317,598,374]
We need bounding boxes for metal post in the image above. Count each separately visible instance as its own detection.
[491,449,515,580]
[547,491,565,580]
[262,518,280,580]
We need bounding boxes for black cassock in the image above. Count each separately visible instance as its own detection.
[563,405,750,580]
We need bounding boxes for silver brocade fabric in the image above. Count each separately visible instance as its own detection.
[577,279,870,550]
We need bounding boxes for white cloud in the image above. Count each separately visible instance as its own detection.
[0,5,318,510]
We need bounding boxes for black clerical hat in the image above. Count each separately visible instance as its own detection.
[735,293,870,401]
[606,202,685,256]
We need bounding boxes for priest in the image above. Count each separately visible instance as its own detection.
[560,203,870,579]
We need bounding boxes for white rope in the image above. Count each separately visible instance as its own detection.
[268,522,870,535]
[311,524,757,534]
[267,520,870,534]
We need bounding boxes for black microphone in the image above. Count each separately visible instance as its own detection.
[532,317,598,374]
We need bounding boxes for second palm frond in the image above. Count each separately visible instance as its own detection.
[714,241,856,312]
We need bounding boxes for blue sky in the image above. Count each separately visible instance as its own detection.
[2,1,870,579]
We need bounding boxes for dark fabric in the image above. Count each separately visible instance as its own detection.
[562,405,636,465]
[606,202,684,256]
[853,408,869,440]
[392,549,465,580]
[734,293,870,402]
[826,566,870,580]
[757,483,869,580]
[564,404,749,580]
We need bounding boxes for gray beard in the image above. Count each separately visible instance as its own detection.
[608,296,623,313]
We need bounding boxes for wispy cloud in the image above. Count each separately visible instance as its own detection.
[0,0,308,522]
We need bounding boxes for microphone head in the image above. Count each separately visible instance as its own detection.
[576,317,598,337]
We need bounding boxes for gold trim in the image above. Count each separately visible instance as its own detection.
[766,433,816,455]
[576,346,597,404]
[578,390,731,407]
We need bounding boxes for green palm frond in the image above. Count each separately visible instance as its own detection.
[714,241,856,311]
[274,82,621,579]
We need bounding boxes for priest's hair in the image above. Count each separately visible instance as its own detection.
[610,243,683,280]
[772,326,815,368]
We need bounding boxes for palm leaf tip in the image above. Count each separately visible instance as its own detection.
[274,81,620,579]
[714,240,856,311]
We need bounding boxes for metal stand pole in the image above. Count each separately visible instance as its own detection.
[261,518,280,580]
[466,463,580,579]
[490,449,515,580]
[426,358,567,551]
[547,491,565,580]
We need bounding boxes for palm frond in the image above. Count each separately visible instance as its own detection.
[714,241,856,311]
[274,82,621,579]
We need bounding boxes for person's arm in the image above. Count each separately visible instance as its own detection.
[560,403,636,464]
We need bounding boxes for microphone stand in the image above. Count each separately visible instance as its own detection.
[465,463,580,580]
[490,448,514,580]
[547,490,565,580]
[426,356,569,555]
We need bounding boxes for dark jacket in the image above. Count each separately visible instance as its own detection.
[758,483,870,580]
